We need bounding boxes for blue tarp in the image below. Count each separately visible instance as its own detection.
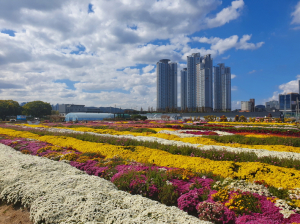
[17,115,26,120]
[65,113,114,121]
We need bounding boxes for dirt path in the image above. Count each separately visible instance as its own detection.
[0,200,33,224]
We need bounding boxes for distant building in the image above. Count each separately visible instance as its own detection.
[98,107,124,113]
[249,99,255,112]
[156,59,177,111]
[187,53,201,110]
[180,68,187,111]
[279,93,300,113]
[213,65,222,111]
[240,99,255,112]
[241,101,252,112]
[51,103,59,111]
[182,53,231,112]
[255,105,266,112]
[265,100,279,111]
[196,54,213,112]
[59,104,86,116]
[213,63,231,112]
[57,104,128,116]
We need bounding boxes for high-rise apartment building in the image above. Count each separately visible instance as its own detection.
[187,53,201,110]
[168,62,178,109]
[213,65,222,111]
[249,99,255,112]
[156,59,177,111]
[196,54,213,111]
[222,66,231,111]
[180,68,187,110]
[213,63,231,111]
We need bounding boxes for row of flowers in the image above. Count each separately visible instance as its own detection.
[29,124,300,155]
[0,143,204,224]
[1,135,300,223]
[1,126,300,191]
[6,123,300,168]
[6,124,300,171]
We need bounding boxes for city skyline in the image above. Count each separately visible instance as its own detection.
[165,52,230,112]
[0,1,300,109]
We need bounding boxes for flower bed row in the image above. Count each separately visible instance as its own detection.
[3,124,300,171]
[31,124,300,155]
[179,124,300,137]
[0,143,205,223]
[1,136,300,223]
[1,127,300,190]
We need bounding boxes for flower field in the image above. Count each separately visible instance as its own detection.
[1,120,300,223]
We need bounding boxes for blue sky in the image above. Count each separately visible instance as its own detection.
[0,0,300,109]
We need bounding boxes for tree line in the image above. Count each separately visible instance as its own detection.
[0,100,52,121]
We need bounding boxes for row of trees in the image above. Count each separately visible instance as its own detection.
[0,100,52,121]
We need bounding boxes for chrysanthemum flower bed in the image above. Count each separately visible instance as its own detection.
[0,143,205,224]
[6,123,300,165]
[1,120,300,223]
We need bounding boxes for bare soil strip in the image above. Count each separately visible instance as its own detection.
[0,200,32,224]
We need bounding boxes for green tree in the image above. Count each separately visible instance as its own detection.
[51,110,59,115]
[22,101,52,118]
[0,100,21,121]
[131,114,147,121]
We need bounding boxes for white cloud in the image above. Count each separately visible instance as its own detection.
[231,86,238,91]
[0,0,256,108]
[222,55,230,60]
[248,70,257,74]
[236,35,264,50]
[123,67,140,74]
[194,34,264,55]
[278,75,300,94]
[231,74,236,79]
[291,1,300,24]
[206,0,244,28]
[142,65,155,73]
[267,91,279,102]
[267,75,300,102]
[231,100,240,110]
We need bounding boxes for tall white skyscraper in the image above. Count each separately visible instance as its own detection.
[180,68,187,110]
[187,53,200,110]
[156,59,177,111]
[196,54,213,111]
[213,63,231,111]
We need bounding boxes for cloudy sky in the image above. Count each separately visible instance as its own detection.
[1,0,300,110]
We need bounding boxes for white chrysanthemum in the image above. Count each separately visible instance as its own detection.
[0,144,210,224]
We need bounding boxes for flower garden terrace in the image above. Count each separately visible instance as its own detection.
[1,120,300,223]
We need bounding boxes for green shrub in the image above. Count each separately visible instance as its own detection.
[234,115,239,122]
[158,184,179,206]
[268,186,289,199]
[204,115,216,122]
[239,115,247,122]
[219,115,227,122]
